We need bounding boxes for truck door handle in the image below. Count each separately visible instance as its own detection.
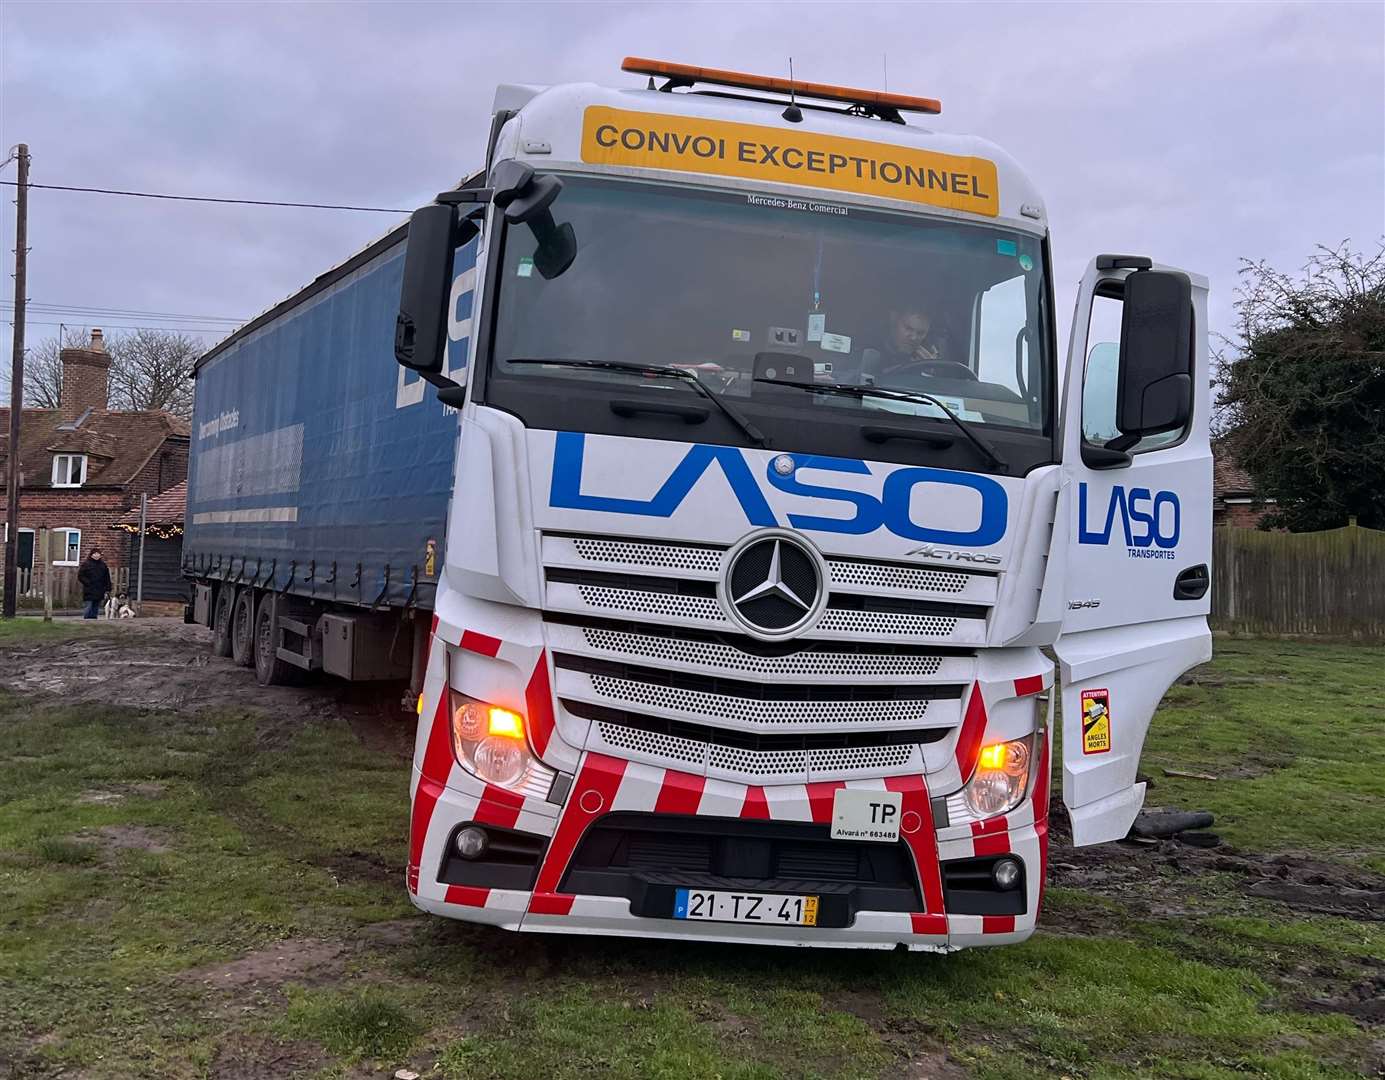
[1174,563,1209,600]
[609,398,709,424]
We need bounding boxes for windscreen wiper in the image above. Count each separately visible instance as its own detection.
[753,376,1006,471]
[507,358,768,447]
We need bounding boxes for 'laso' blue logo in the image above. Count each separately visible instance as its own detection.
[549,432,1008,547]
[1078,483,1180,552]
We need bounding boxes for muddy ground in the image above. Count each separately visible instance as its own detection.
[0,618,416,755]
[4,619,1383,1077]
[9,620,1380,918]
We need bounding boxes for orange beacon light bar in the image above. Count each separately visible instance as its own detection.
[622,57,942,117]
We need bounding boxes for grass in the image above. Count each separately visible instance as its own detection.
[280,985,427,1061]
[1139,637,1385,869]
[0,617,109,645]
[0,637,1380,1078]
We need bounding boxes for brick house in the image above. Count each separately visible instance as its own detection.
[111,479,187,603]
[0,329,190,595]
[1213,442,1275,528]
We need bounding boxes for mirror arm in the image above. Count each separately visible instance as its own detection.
[1081,442,1132,470]
[435,384,467,408]
[1095,254,1153,271]
[436,187,494,205]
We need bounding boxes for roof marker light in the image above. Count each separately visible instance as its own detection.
[622,57,942,116]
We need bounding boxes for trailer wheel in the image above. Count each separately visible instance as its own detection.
[211,586,235,657]
[231,588,256,668]
[254,594,301,687]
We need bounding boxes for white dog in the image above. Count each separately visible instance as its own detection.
[103,594,137,619]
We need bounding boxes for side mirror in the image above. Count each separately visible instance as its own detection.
[1114,270,1193,442]
[491,161,577,280]
[394,204,458,376]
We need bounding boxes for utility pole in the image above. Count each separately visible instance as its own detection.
[39,525,51,622]
[136,492,148,613]
[3,144,29,620]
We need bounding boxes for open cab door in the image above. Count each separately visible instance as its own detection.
[1056,256,1213,845]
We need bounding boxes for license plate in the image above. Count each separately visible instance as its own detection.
[830,788,903,843]
[673,888,818,926]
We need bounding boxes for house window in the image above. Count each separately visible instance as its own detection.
[51,454,87,488]
[50,528,81,566]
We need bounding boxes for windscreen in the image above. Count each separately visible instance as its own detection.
[487,176,1052,460]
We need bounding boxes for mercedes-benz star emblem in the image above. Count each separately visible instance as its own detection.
[734,540,811,612]
[723,533,824,638]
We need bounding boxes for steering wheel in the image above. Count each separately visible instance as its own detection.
[888,358,979,381]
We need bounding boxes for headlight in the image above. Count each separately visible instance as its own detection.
[449,693,554,792]
[962,734,1034,819]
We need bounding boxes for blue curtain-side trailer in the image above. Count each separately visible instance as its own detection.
[184,224,477,695]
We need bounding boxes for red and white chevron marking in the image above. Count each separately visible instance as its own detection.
[408,620,1055,947]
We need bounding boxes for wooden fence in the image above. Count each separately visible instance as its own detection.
[1212,523,1385,639]
[2,564,131,612]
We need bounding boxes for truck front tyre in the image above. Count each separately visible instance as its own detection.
[231,588,256,668]
[253,595,301,687]
[211,586,235,658]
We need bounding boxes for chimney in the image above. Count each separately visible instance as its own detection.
[59,328,111,420]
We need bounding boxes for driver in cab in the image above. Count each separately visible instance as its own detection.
[857,303,953,386]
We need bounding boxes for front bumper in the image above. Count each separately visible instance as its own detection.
[408,750,1048,951]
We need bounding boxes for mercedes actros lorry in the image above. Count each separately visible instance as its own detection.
[186,57,1212,951]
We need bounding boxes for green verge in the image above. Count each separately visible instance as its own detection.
[0,617,114,646]
[1138,637,1385,869]
[0,638,1380,1078]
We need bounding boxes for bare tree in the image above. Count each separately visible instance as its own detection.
[21,326,199,418]
[107,329,199,417]
[22,326,91,409]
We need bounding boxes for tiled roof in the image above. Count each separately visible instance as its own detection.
[1213,441,1257,499]
[118,479,186,525]
[0,407,189,490]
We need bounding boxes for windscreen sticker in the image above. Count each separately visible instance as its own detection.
[516,257,534,278]
[820,331,852,353]
[581,106,1000,217]
[1081,689,1112,755]
[1019,254,1034,272]
[732,329,751,342]
[769,326,802,348]
[806,313,826,342]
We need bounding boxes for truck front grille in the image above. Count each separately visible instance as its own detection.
[554,653,960,729]
[567,701,942,781]
[593,719,918,780]
[540,531,991,782]
[547,567,986,641]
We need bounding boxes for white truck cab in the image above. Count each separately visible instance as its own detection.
[393,59,1212,949]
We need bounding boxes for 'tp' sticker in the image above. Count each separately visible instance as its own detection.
[1081,688,1111,755]
[516,257,534,278]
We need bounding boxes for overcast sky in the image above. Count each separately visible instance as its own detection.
[2,0,1382,387]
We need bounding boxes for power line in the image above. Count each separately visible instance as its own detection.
[0,180,411,214]
[1,301,246,323]
[9,319,233,335]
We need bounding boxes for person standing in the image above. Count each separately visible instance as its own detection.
[77,548,111,620]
